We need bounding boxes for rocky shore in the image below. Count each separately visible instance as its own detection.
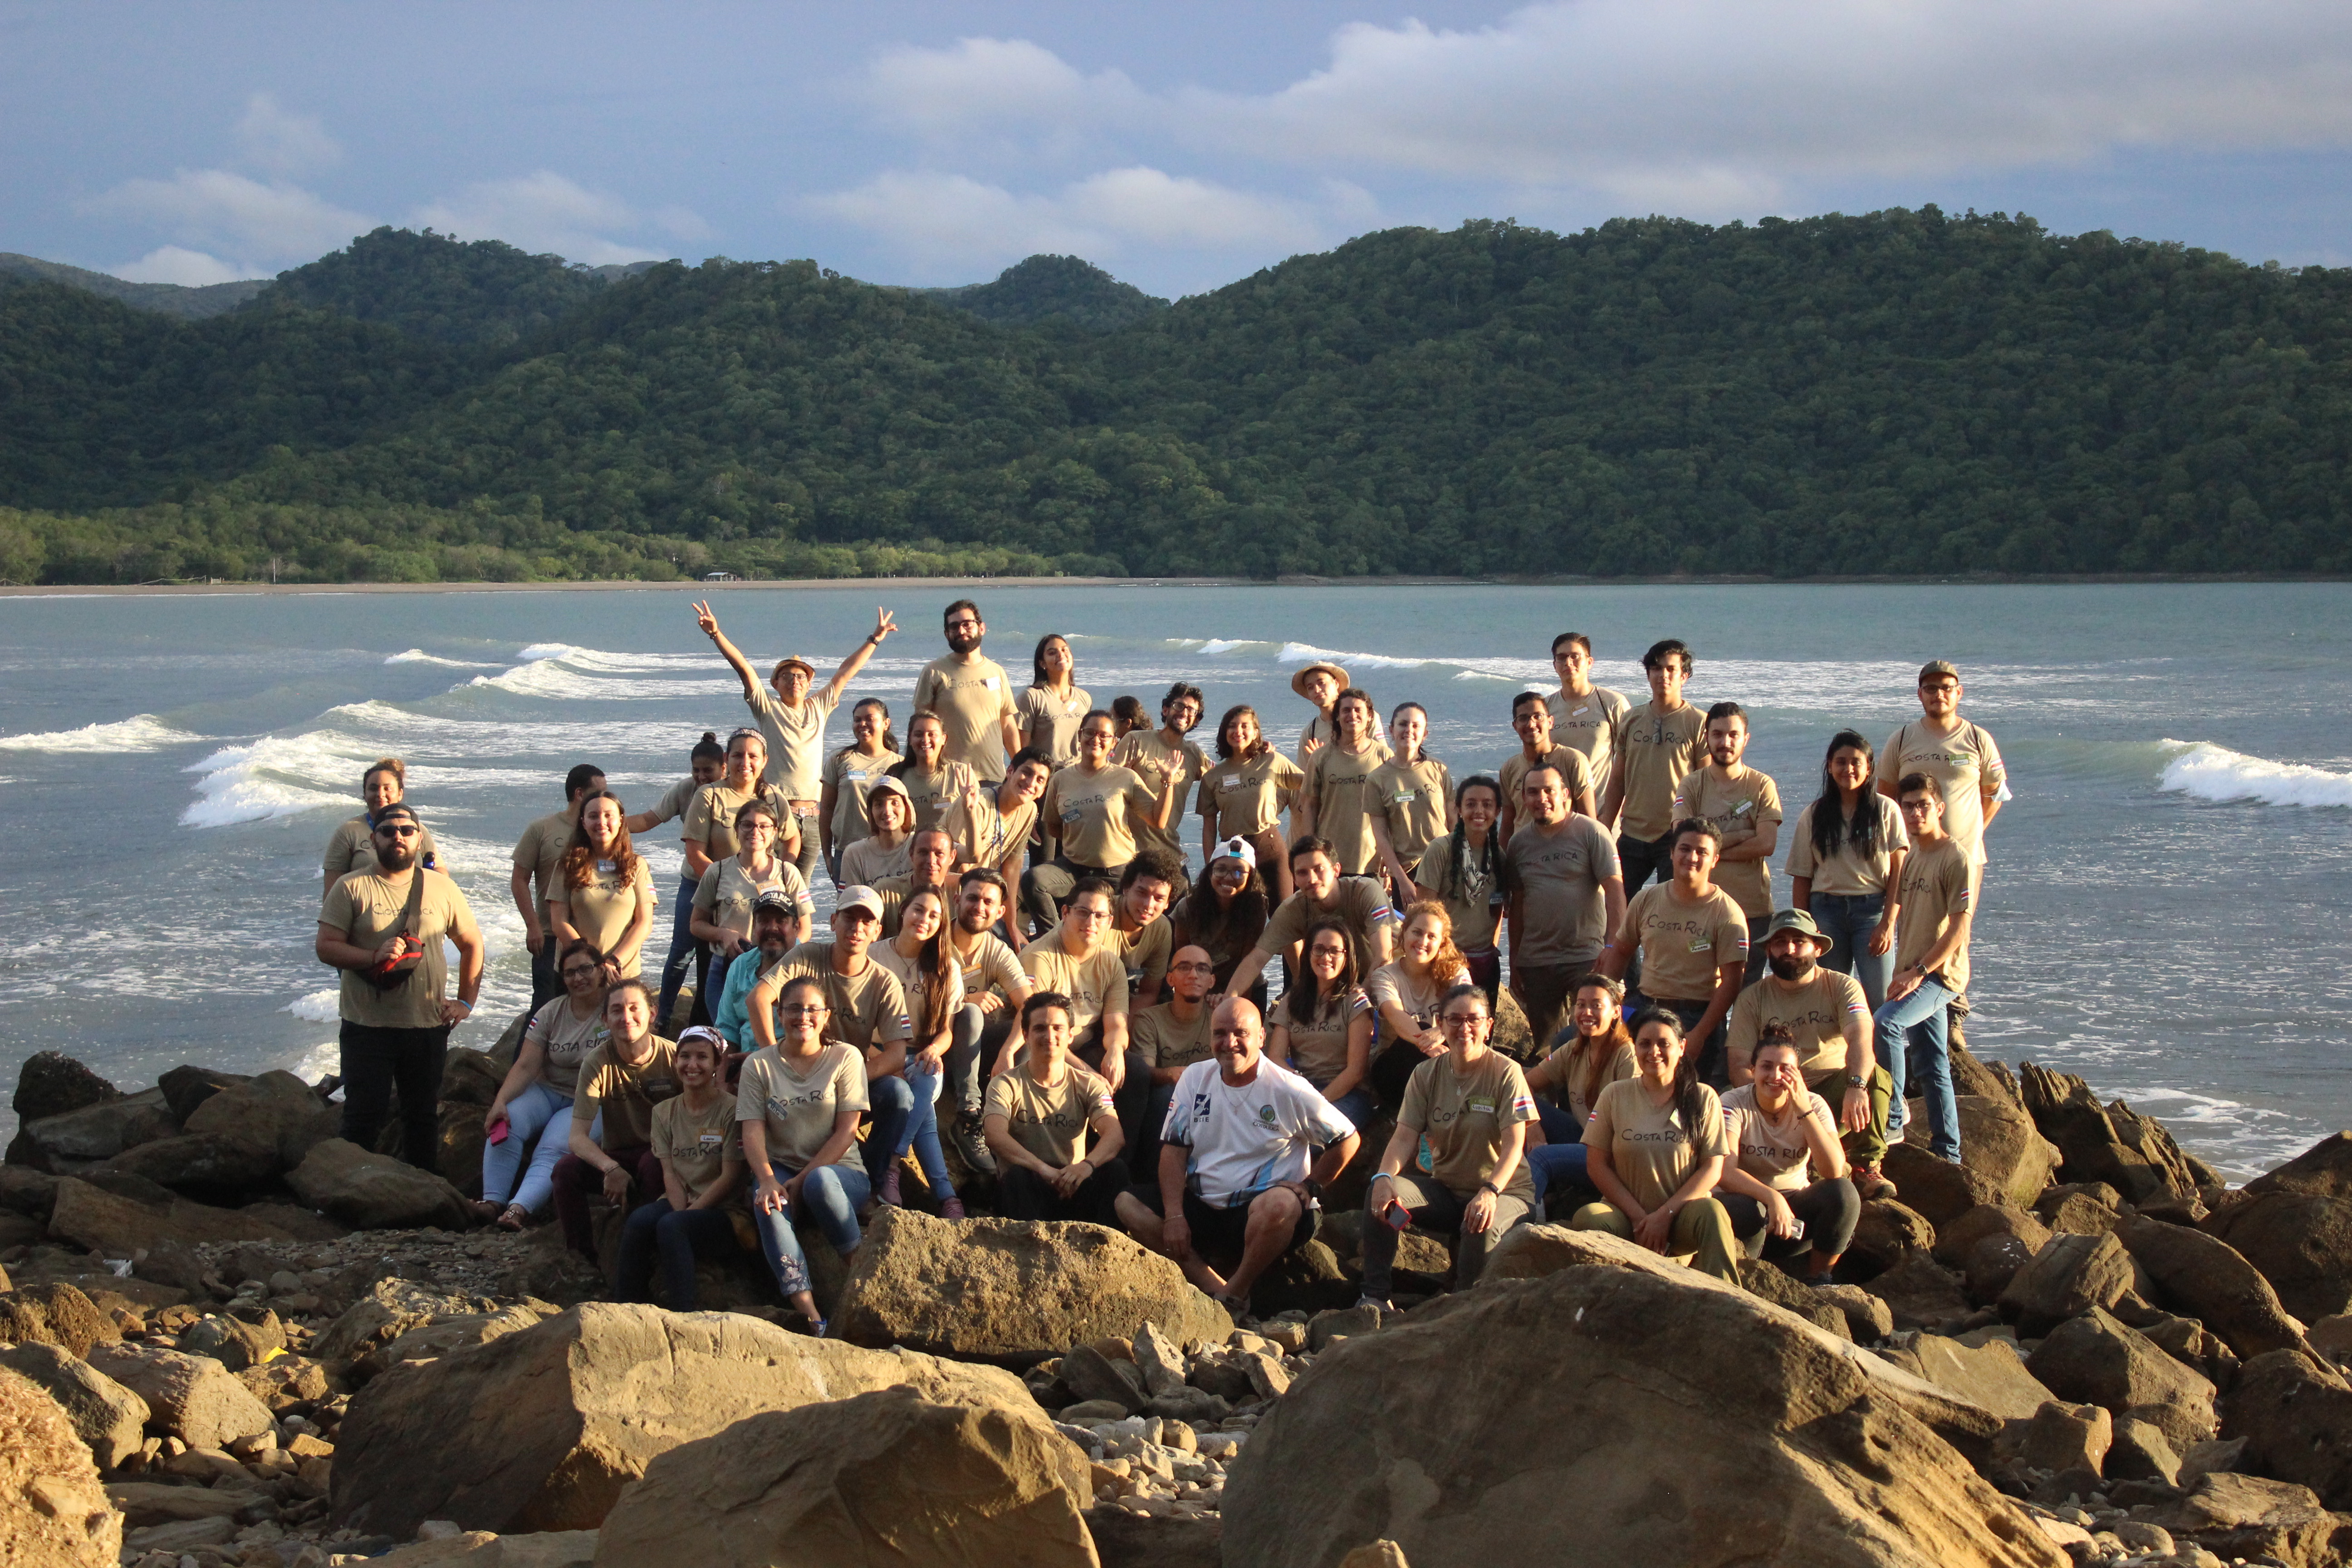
[8,1029,2352,1568]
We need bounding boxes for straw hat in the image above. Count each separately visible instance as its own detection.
[1289,660,1350,700]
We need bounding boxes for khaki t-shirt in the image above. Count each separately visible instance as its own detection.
[554,856,657,977]
[1725,970,1871,1081]
[823,748,904,852]
[1112,915,1173,998]
[1305,740,1390,876]
[1545,685,1630,783]
[1130,1001,1215,1072]
[1622,882,1750,1002]
[1262,877,1395,957]
[938,791,1036,874]
[735,1044,867,1172]
[651,1091,740,1203]
[1044,763,1159,869]
[1413,834,1502,951]
[1372,755,1453,868]
[1274,986,1370,1085]
[693,855,813,945]
[1399,1050,1538,1201]
[523,995,607,1098]
[1878,719,2006,866]
[1534,1035,1637,1125]
[570,1035,682,1151]
[1584,1077,1730,1214]
[1671,765,1783,918]
[1498,747,1593,817]
[836,833,911,890]
[1196,750,1307,838]
[947,929,1024,1006]
[1784,796,1910,897]
[1612,702,1709,840]
[765,942,913,1051]
[1895,837,1976,994]
[637,776,701,832]
[914,654,1019,781]
[745,687,837,803]
[321,869,480,1030]
[985,1063,1115,1167]
[323,815,442,880]
[1117,730,1210,863]
[1017,684,1093,767]
[1018,938,1132,1035]
[683,780,793,862]
[511,809,574,913]
[892,760,976,836]
[1367,960,1447,1040]
[1720,1083,1838,1192]
[1499,816,1622,966]
[869,939,967,1041]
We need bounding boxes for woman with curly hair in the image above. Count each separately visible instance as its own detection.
[549,789,655,982]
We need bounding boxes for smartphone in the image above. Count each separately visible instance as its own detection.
[487,1116,510,1146]
[1378,1197,1411,1233]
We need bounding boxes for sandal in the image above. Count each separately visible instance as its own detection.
[495,1204,529,1232]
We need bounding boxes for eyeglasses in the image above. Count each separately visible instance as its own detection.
[1170,961,1217,974]
[1439,1012,1489,1030]
[780,1003,830,1018]
[375,825,420,838]
[560,965,602,980]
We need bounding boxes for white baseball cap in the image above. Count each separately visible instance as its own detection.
[1211,835,1256,868]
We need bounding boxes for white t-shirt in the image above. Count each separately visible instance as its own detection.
[1159,1056,1357,1210]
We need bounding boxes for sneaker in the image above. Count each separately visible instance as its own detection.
[950,1117,997,1176]
[1854,1162,1898,1201]
[1352,1294,1392,1313]
[1803,1273,1838,1289]
[812,1316,828,1338]
[877,1167,903,1207]
[939,1196,967,1220]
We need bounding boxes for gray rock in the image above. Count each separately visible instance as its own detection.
[16,1087,177,1167]
[1132,1321,1187,1398]
[0,1342,146,1467]
[286,1138,472,1230]
[2027,1306,2218,1453]
[1057,1345,1148,1415]
[2000,1231,2133,1336]
[2106,1414,2182,1485]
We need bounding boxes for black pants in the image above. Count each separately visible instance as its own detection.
[338,1020,451,1169]
[1075,1030,1152,1170]
[1617,830,1676,897]
[1019,853,1125,939]
[529,938,561,1013]
[999,1157,1132,1226]
[1723,1176,1862,1264]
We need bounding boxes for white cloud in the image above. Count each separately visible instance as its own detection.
[108,246,257,286]
[83,169,377,270]
[409,172,696,265]
[235,93,341,178]
[861,37,1149,145]
[808,167,1359,276]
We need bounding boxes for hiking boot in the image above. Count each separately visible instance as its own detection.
[1854,1162,1897,1201]
[877,1166,903,1207]
[951,1115,997,1176]
[939,1196,967,1220]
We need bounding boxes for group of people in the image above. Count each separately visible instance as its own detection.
[310,596,2006,1321]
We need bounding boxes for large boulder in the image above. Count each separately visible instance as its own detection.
[595,1387,1096,1568]
[2016,1063,2196,1204]
[2248,1132,2352,1203]
[1914,1095,2058,1208]
[156,1065,250,1123]
[93,1133,280,1203]
[1998,1231,2133,1336]
[0,1282,117,1358]
[2114,1212,2306,1359]
[2202,1190,2352,1325]
[330,1302,1032,1538]
[830,1209,1231,1362]
[2221,1348,2352,1510]
[288,1138,473,1230]
[1221,1249,2058,1568]
[44,1176,298,1260]
[12,1087,178,1170]
[1932,1205,2050,1269]
[2141,1471,2344,1568]
[184,1069,341,1170]
[2026,1307,2218,1453]
[1880,1146,2001,1230]
[11,1051,120,1124]
[83,1343,276,1450]
[0,1343,146,1468]
[1845,1200,1936,1279]
[1876,1333,2057,1421]
[1865,1253,1974,1331]
[0,1365,122,1568]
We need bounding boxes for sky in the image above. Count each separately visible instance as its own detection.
[7,0,2352,299]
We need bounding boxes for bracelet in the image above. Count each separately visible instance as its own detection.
[1478,1182,1499,1197]
[453,999,475,1013]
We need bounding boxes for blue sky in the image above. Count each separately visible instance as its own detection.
[8,0,2352,299]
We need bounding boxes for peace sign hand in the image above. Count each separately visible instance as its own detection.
[693,601,720,639]
[872,608,897,643]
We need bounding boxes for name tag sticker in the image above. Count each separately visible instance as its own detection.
[984,676,999,689]
[1733,801,1754,816]
[1467,1097,1496,1115]
[1395,790,1416,803]
[1220,778,1240,791]
[698,1132,724,1151]
[1688,937,1713,953]
[1573,705,1590,717]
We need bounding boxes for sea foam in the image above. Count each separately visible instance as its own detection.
[2160,740,2352,810]
[0,714,204,752]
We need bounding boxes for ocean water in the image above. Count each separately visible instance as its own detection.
[0,581,2346,1179]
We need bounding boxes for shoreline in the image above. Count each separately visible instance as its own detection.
[2,570,2346,597]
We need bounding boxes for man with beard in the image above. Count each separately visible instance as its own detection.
[1127,942,1219,1177]
[912,599,1023,784]
[1723,909,1893,1198]
[711,890,805,1057]
[316,804,484,1168]
[1670,702,1782,983]
[943,867,1030,1172]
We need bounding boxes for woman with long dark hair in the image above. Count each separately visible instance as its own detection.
[1298,686,1390,878]
[1196,704,1306,902]
[550,789,655,981]
[1567,1008,1739,1281]
[1265,917,1376,1127]
[1787,730,1910,1011]
[871,888,968,1217]
[1019,634,1091,769]
[1171,837,1271,1010]
[1522,974,1637,1213]
[890,710,977,836]
[820,699,902,882]
[631,731,728,1030]
[1412,775,1504,1002]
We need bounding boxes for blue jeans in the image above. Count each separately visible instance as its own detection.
[1812,892,1893,1013]
[751,1161,871,1298]
[480,1081,572,1215]
[654,871,701,1028]
[1527,1102,1597,1209]
[613,1199,738,1310]
[1876,976,1960,1161]
[892,1062,954,1197]
[864,1073,914,1186]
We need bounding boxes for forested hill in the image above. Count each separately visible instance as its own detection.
[2,208,2348,585]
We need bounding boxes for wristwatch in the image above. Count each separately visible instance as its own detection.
[1846,1073,1865,1087]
